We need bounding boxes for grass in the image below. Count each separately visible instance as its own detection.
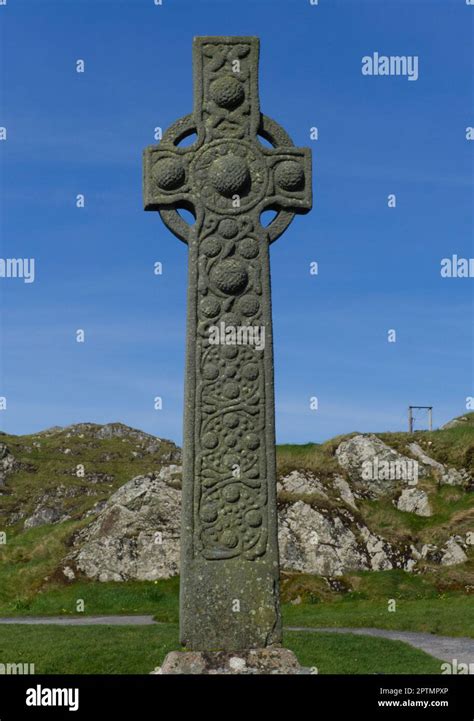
[0,624,180,674]
[1,417,473,611]
[283,631,441,674]
[0,520,89,605]
[0,419,473,674]
[283,596,474,638]
[0,570,467,675]
[0,578,180,622]
[358,493,474,543]
[1,573,473,639]
[276,439,342,480]
[281,570,474,636]
[281,568,442,602]
[0,624,442,674]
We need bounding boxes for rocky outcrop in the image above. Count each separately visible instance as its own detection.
[277,471,358,510]
[408,442,467,487]
[23,484,102,529]
[335,435,422,498]
[67,466,420,581]
[25,507,69,529]
[35,423,182,462]
[2,421,464,583]
[65,466,182,582]
[277,470,328,498]
[278,500,403,576]
[335,434,471,495]
[63,445,471,582]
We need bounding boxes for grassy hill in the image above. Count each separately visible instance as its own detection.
[0,415,473,612]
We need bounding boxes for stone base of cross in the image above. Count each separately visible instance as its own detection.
[144,36,312,673]
[155,648,309,675]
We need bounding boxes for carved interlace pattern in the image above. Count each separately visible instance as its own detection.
[144,38,311,562]
[196,213,267,560]
[194,44,269,560]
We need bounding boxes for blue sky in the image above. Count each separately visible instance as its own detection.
[0,0,473,443]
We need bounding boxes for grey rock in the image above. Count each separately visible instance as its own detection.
[24,507,70,529]
[278,470,328,498]
[408,442,467,487]
[358,525,396,571]
[278,500,396,576]
[421,544,442,563]
[62,566,76,581]
[68,469,182,581]
[7,510,26,525]
[440,537,468,566]
[396,488,432,517]
[440,467,468,487]
[156,464,182,487]
[335,434,422,497]
[84,500,107,518]
[408,442,445,472]
[0,444,17,487]
[23,484,105,529]
[94,423,163,445]
[332,474,358,509]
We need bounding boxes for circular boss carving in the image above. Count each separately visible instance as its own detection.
[191,139,268,214]
[211,258,248,295]
[153,157,186,190]
[209,155,250,198]
[274,160,305,191]
[219,218,239,238]
[201,237,222,257]
[238,238,259,259]
[210,76,245,109]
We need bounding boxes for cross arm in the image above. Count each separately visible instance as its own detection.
[260,146,312,216]
[143,143,194,212]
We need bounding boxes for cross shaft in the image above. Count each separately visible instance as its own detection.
[144,36,312,651]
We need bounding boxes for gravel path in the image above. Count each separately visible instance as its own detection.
[0,615,156,626]
[286,626,474,665]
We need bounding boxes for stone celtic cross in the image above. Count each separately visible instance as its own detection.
[144,36,311,653]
